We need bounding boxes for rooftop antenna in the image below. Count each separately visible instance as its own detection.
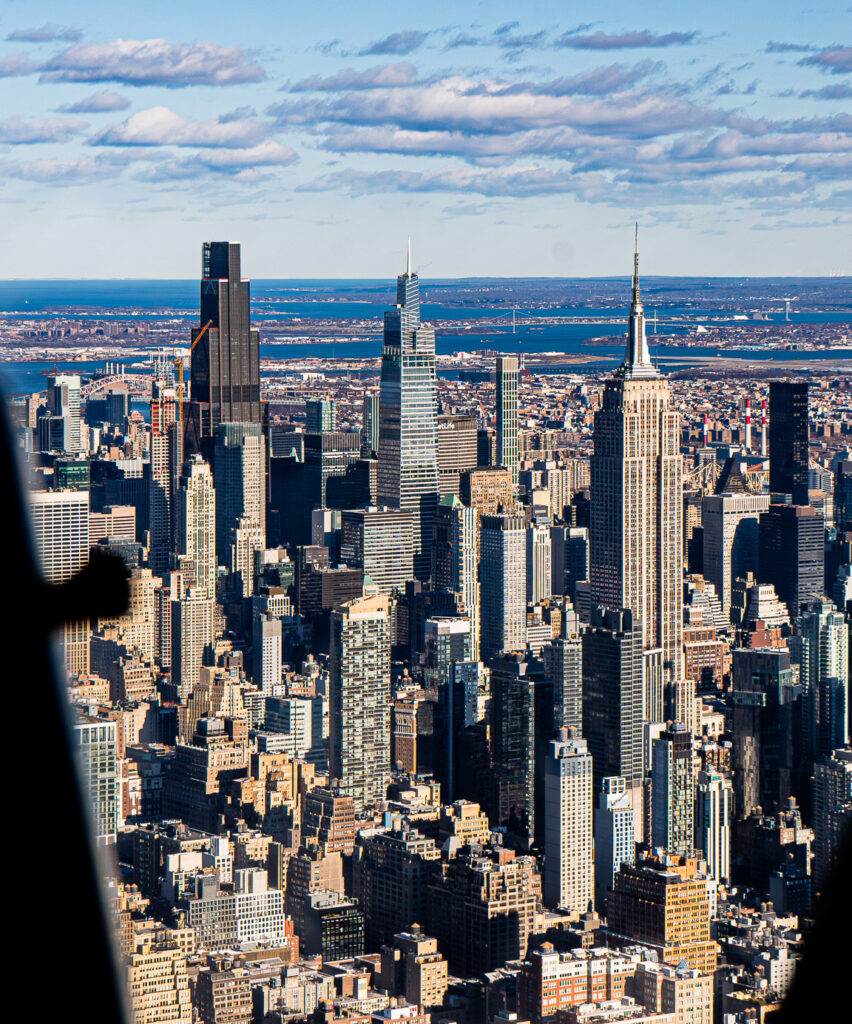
[406,236,412,276]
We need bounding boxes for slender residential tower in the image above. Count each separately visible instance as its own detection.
[377,241,439,579]
[496,355,519,488]
[590,230,683,705]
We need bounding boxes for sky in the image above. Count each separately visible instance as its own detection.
[0,0,850,279]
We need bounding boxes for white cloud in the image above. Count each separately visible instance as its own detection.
[0,116,89,144]
[91,107,272,148]
[39,38,265,87]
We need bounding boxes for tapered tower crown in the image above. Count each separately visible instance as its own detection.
[623,226,656,377]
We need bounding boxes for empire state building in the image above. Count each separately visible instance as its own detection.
[590,233,683,718]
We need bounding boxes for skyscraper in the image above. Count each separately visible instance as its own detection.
[792,598,849,759]
[74,713,118,846]
[526,519,552,605]
[594,776,635,911]
[731,646,800,818]
[769,380,810,504]
[542,617,583,733]
[330,595,391,813]
[362,392,380,455]
[701,492,769,620]
[759,504,824,619]
[42,373,82,454]
[590,236,683,687]
[582,606,645,820]
[480,511,526,660]
[30,488,91,675]
[212,421,266,560]
[148,376,178,576]
[170,586,215,700]
[650,723,695,857]
[188,241,261,446]
[695,770,733,884]
[175,456,217,600]
[377,244,439,580]
[306,398,337,433]
[432,494,481,660]
[496,356,519,488]
[543,729,594,914]
[426,616,472,803]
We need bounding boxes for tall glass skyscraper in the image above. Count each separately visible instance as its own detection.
[189,241,261,446]
[377,244,439,580]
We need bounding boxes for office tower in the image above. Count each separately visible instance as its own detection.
[377,248,439,580]
[171,587,215,700]
[29,488,91,674]
[432,494,481,660]
[551,525,589,601]
[489,653,553,850]
[230,514,264,597]
[793,598,849,758]
[461,466,513,515]
[188,241,260,445]
[812,748,852,888]
[361,391,380,454]
[701,492,770,619]
[695,770,732,884]
[306,398,336,433]
[650,723,694,856]
[340,506,416,594]
[437,415,478,498]
[543,730,594,914]
[252,612,282,693]
[582,607,645,821]
[42,373,82,453]
[834,461,852,532]
[480,511,526,660]
[542,621,583,733]
[594,776,635,911]
[590,240,683,684]
[526,519,552,605]
[496,355,519,488]
[75,713,118,845]
[330,595,391,812]
[427,616,472,803]
[175,456,216,600]
[213,421,265,559]
[731,647,800,818]
[759,504,824,619]
[769,380,810,504]
[607,853,717,974]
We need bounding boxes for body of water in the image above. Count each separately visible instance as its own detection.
[1,280,849,395]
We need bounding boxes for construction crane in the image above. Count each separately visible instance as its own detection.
[174,319,212,426]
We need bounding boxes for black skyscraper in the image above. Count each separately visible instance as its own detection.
[189,242,260,447]
[731,647,802,818]
[759,504,825,619]
[581,606,645,796]
[769,381,809,504]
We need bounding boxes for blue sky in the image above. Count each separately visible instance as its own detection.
[0,0,849,278]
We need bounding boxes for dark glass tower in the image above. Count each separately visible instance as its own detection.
[189,242,261,446]
[759,504,824,619]
[377,242,439,580]
[769,381,809,504]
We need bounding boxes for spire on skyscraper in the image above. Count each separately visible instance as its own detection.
[624,224,655,376]
[406,236,412,277]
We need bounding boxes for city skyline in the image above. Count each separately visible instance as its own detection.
[1,0,850,279]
